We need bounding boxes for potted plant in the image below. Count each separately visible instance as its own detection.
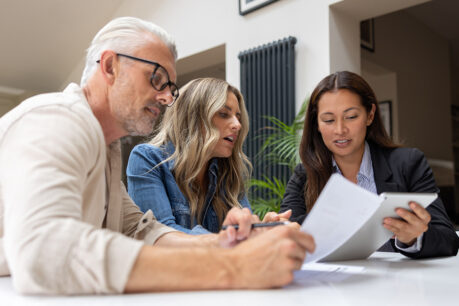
[249,100,307,219]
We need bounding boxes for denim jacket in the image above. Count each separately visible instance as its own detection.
[126,143,250,234]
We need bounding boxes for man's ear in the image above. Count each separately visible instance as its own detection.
[99,50,118,85]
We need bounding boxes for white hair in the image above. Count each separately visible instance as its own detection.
[80,16,177,86]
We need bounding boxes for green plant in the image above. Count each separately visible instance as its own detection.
[249,176,286,220]
[249,100,308,219]
[258,101,307,171]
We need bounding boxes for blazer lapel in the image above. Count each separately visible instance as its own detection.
[369,142,399,193]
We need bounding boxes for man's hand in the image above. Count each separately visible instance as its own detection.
[126,222,315,292]
[383,201,431,246]
[227,226,315,288]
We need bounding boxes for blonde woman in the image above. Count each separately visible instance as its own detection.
[127,78,252,234]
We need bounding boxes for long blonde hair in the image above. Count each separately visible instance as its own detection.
[150,78,251,227]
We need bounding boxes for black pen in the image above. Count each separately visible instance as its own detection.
[222,221,289,230]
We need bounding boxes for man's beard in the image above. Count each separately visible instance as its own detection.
[110,75,167,136]
[122,103,166,136]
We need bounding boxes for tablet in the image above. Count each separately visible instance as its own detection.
[319,192,437,262]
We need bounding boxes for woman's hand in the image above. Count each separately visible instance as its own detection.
[218,207,253,248]
[383,201,431,246]
[263,210,300,230]
[262,209,292,223]
[218,208,299,248]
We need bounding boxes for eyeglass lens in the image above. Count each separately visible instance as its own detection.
[150,66,179,99]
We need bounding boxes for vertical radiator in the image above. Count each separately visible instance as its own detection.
[238,36,297,186]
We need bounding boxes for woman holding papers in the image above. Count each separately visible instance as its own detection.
[280,71,459,258]
[126,78,254,234]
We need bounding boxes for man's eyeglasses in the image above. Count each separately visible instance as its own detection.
[97,53,179,106]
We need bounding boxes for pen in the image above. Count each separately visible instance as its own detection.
[222,221,289,230]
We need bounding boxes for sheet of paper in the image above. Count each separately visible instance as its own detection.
[292,262,365,285]
[301,174,382,263]
[300,262,365,273]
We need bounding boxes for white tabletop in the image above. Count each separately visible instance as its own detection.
[1,251,458,306]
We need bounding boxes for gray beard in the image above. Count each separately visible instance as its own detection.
[122,116,156,136]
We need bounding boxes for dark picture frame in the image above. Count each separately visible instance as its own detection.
[239,0,278,16]
[360,18,375,52]
[378,100,392,137]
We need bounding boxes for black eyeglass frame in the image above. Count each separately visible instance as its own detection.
[96,53,179,106]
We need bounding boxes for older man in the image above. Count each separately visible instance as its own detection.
[0,17,314,295]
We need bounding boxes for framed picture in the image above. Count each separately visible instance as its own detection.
[378,100,392,137]
[360,18,375,52]
[239,0,279,16]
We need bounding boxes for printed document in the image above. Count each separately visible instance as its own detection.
[301,174,382,263]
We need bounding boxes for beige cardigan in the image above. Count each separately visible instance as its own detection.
[0,84,175,294]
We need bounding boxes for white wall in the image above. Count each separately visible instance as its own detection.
[329,8,360,73]
[330,0,430,21]
[62,0,434,115]
[362,10,452,160]
[328,0,429,74]
[64,0,340,111]
[361,63,399,142]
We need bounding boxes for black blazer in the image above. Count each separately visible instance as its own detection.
[280,141,459,258]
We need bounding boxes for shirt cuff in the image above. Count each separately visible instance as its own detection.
[134,210,177,245]
[395,233,424,253]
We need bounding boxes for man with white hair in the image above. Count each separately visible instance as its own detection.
[0,17,315,295]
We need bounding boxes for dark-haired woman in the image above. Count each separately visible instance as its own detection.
[280,71,458,258]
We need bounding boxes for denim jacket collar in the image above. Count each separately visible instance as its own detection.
[162,141,219,174]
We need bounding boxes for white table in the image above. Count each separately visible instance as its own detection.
[1,251,457,306]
